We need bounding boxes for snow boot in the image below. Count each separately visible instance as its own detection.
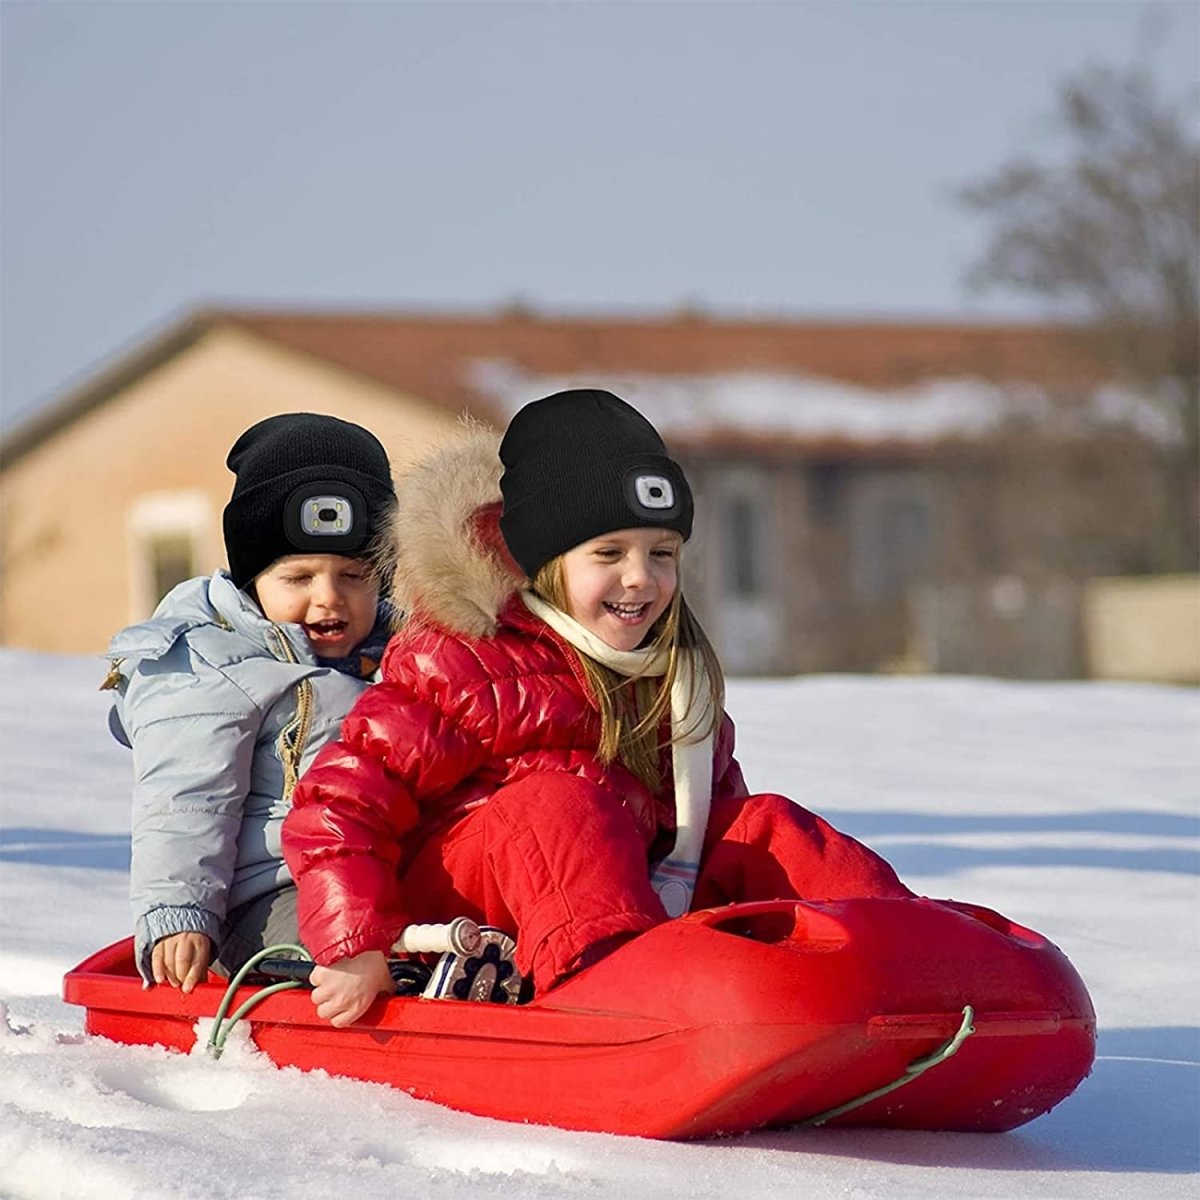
[422,926,522,1003]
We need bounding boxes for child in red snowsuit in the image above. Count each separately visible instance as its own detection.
[283,390,912,1025]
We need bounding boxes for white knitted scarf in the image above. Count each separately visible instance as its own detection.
[520,590,715,917]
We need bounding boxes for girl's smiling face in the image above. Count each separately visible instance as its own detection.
[253,554,379,658]
[561,528,680,651]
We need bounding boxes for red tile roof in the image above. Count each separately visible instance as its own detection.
[230,308,1110,411]
[1,306,1113,466]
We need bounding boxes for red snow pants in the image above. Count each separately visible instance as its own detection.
[401,773,912,992]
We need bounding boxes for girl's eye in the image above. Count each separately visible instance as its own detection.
[283,575,311,585]
[653,547,677,559]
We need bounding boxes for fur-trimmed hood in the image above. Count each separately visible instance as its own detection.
[386,424,526,639]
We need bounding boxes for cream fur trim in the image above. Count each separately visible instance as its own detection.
[385,422,521,638]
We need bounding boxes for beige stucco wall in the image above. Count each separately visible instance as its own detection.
[0,326,465,654]
[1083,575,1200,684]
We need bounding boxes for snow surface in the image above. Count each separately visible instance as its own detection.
[1,649,1197,1200]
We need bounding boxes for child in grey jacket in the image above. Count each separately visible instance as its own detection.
[105,413,398,989]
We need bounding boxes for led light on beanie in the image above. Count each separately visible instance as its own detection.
[286,484,365,543]
[628,475,676,508]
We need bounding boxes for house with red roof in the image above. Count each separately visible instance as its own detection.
[0,308,1179,676]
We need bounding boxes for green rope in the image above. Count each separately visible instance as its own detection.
[801,1004,976,1128]
[205,943,312,1059]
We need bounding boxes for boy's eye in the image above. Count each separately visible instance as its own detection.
[653,547,677,559]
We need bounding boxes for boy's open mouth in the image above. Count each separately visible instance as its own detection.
[602,601,652,624]
[304,619,350,645]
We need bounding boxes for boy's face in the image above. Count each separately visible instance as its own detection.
[253,555,380,658]
[560,528,679,652]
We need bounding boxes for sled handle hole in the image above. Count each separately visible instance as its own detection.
[934,900,1051,947]
[688,901,850,948]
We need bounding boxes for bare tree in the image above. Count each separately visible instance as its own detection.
[959,60,1199,570]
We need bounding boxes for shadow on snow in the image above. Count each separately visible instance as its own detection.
[3,809,1196,879]
[0,827,130,871]
[738,1026,1199,1175]
[827,809,1199,877]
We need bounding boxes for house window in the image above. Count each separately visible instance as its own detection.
[878,496,931,596]
[710,465,780,674]
[129,492,212,618]
[147,531,196,600]
[809,462,847,522]
[850,476,933,602]
[724,494,766,599]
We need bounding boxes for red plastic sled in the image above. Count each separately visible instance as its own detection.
[62,897,1095,1139]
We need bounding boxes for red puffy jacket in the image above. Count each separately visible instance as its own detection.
[284,587,747,963]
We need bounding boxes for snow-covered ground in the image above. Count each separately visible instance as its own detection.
[1,649,1197,1199]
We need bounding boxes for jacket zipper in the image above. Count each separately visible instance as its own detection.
[269,625,315,803]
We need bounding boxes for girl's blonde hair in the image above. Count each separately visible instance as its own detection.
[531,546,724,791]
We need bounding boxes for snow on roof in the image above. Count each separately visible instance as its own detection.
[470,361,1179,447]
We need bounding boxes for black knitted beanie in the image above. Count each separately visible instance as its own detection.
[222,413,396,588]
[498,389,693,578]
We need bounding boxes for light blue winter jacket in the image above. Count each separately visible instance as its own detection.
[106,572,375,981]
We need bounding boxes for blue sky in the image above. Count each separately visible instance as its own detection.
[2,0,1197,427]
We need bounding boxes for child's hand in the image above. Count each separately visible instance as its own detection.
[309,951,394,1027]
[151,932,212,993]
